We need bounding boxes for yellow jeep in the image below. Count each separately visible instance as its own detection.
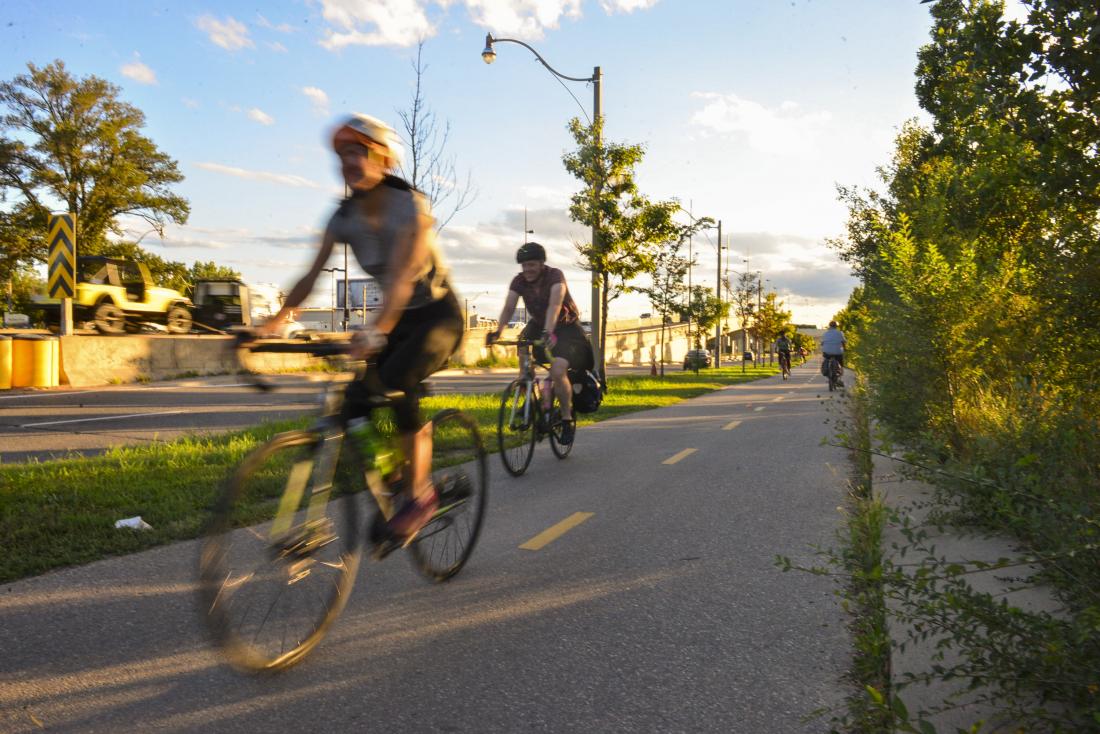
[41,257,193,334]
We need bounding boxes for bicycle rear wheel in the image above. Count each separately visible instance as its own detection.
[497,379,536,476]
[410,409,488,581]
[548,401,574,459]
[198,429,363,673]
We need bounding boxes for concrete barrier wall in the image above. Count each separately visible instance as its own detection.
[58,335,321,387]
[49,320,705,388]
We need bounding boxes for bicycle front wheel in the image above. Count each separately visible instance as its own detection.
[410,409,488,582]
[497,379,536,476]
[198,429,363,673]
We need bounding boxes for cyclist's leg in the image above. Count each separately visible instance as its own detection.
[376,296,463,537]
[549,357,573,420]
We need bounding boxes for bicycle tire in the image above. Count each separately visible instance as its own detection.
[548,399,574,460]
[497,379,536,476]
[198,429,363,673]
[409,409,488,582]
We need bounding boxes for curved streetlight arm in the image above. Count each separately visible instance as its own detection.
[484,33,596,83]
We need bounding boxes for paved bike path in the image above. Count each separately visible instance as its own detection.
[0,362,852,733]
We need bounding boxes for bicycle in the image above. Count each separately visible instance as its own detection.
[491,338,574,476]
[823,354,843,392]
[779,351,792,380]
[197,338,488,673]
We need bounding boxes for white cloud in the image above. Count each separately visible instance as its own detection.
[318,0,435,49]
[599,0,659,13]
[314,0,598,48]
[463,0,582,39]
[195,162,321,189]
[248,108,275,126]
[256,14,297,33]
[182,97,200,109]
[690,92,832,156]
[120,59,157,85]
[267,41,289,52]
[196,14,254,50]
[302,86,330,115]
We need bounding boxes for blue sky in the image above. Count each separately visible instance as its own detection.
[1,0,976,326]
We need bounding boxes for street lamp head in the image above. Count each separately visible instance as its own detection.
[481,34,496,64]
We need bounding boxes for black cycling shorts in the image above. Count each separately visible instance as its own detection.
[521,320,593,372]
[344,291,464,432]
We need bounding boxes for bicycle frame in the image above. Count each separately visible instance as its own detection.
[503,341,554,434]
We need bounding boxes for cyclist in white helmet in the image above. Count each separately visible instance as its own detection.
[262,113,463,545]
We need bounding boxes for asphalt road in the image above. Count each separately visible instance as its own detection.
[0,366,653,463]
[0,361,851,733]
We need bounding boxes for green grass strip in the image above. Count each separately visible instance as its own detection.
[0,365,777,582]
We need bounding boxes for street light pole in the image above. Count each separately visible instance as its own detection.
[715,219,722,369]
[482,33,604,377]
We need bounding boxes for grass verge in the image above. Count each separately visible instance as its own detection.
[0,365,777,583]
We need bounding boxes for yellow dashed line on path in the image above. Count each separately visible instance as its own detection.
[773,396,785,402]
[519,512,594,551]
[754,406,766,412]
[662,448,697,465]
[722,420,742,431]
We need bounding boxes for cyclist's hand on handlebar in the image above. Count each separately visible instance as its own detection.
[541,330,557,349]
[349,325,387,360]
[485,330,500,346]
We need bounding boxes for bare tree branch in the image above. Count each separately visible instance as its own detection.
[395,40,477,232]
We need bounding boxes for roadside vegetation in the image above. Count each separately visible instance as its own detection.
[821,0,1100,729]
[0,365,777,583]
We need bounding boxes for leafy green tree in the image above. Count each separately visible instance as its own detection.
[729,271,757,371]
[562,117,707,371]
[677,286,727,349]
[0,60,189,268]
[829,3,1100,725]
[755,291,792,365]
[636,231,696,376]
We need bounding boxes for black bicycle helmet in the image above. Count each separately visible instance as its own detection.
[516,241,546,263]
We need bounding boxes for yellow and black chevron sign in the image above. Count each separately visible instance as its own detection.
[48,213,76,298]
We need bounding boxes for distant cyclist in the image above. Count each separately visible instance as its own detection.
[260,113,462,545]
[776,331,793,378]
[487,242,592,445]
[820,320,847,386]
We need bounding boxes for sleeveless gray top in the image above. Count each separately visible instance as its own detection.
[324,185,450,310]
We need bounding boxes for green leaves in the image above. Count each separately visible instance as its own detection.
[0,60,189,270]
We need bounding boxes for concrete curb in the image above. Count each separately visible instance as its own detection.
[874,451,1062,732]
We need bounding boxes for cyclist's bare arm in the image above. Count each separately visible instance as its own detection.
[544,283,565,335]
[263,230,337,333]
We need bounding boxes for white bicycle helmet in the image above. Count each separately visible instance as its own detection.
[331,113,404,167]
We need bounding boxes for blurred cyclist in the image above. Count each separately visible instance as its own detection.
[820,320,848,386]
[260,113,463,544]
[776,330,793,379]
[487,242,592,445]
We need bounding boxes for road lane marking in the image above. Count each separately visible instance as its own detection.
[722,420,742,431]
[519,512,594,551]
[773,396,785,402]
[0,382,260,401]
[662,448,697,465]
[20,410,186,428]
[754,406,766,412]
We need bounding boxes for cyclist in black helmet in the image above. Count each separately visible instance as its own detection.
[487,242,592,445]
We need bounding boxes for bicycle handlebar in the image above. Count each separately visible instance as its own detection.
[230,331,354,391]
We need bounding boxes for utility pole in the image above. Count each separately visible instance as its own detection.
[756,272,763,366]
[714,219,722,370]
[342,243,350,332]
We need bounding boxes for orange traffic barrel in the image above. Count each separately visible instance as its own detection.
[0,335,11,389]
[11,335,58,388]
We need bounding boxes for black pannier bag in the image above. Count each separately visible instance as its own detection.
[570,369,606,414]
